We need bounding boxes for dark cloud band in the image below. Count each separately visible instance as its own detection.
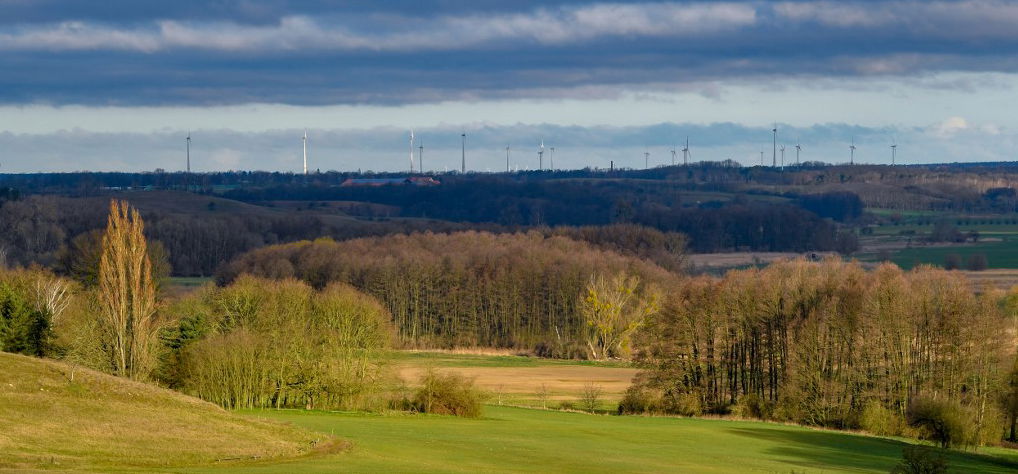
[3,1,1018,105]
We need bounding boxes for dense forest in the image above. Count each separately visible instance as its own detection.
[13,161,1018,266]
[218,232,675,357]
[0,193,690,277]
[223,178,856,253]
[622,259,1018,446]
[0,193,478,276]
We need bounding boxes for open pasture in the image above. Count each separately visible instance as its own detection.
[194,406,1018,473]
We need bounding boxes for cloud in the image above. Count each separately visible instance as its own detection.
[3,1,1018,106]
[0,3,757,53]
[932,116,970,137]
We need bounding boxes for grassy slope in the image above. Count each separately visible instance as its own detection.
[196,406,1018,473]
[0,352,325,471]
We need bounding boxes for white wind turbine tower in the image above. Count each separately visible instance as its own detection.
[538,140,545,170]
[849,138,856,165]
[795,139,802,166]
[682,137,690,166]
[506,144,511,172]
[780,144,786,170]
[772,124,777,167]
[644,149,650,169]
[419,141,424,172]
[890,137,897,166]
[186,130,191,173]
[302,129,308,175]
[409,129,415,173]
[670,147,677,166]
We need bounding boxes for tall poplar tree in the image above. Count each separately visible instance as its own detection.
[98,200,157,379]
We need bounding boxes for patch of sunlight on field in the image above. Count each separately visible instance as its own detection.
[184,406,1018,474]
[0,352,323,471]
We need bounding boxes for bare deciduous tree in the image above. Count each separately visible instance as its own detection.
[580,273,658,360]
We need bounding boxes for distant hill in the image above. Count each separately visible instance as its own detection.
[0,352,332,471]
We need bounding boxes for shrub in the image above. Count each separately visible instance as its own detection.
[666,392,703,417]
[967,254,988,271]
[412,370,484,418]
[732,393,772,420]
[906,397,970,449]
[167,276,394,410]
[0,282,51,356]
[891,445,948,474]
[860,400,903,437]
[579,382,604,413]
[943,254,962,270]
[618,386,660,414]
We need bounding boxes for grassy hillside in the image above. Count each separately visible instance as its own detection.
[0,353,329,471]
[202,406,1018,473]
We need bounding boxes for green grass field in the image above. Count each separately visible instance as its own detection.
[890,239,1018,270]
[185,407,1018,473]
[863,208,1018,269]
[5,351,1018,472]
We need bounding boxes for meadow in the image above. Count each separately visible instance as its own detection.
[395,351,638,409]
[188,406,1018,473]
[862,210,1018,270]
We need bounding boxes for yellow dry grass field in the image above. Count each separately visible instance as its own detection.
[398,365,639,402]
[962,269,1018,290]
[688,252,835,270]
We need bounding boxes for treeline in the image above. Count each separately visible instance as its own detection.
[225,179,852,253]
[623,259,1018,447]
[0,200,399,412]
[218,232,675,357]
[0,194,475,276]
[0,193,691,277]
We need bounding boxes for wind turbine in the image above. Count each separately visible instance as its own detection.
[849,138,856,165]
[302,129,308,175]
[670,147,677,166]
[550,147,555,170]
[890,138,897,166]
[682,137,690,166]
[186,130,191,174]
[506,144,511,173]
[760,151,764,166]
[772,123,777,167]
[780,144,786,170]
[461,132,466,173]
[795,139,802,166]
[644,150,650,169]
[538,140,545,170]
[419,141,424,173]
[409,129,415,173]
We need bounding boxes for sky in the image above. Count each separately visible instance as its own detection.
[1,0,1018,172]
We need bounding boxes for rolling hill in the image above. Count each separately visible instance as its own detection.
[0,352,332,471]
